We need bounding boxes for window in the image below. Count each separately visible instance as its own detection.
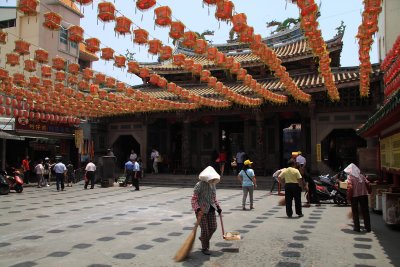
[0,19,16,29]
[60,27,68,44]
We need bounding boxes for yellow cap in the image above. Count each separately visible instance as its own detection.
[244,159,253,165]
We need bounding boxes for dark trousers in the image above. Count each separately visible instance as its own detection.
[285,183,302,217]
[198,210,217,250]
[124,170,133,186]
[351,195,371,231]
[132,171,139,190]
[24,171,30,184]
[84,171,95,189]
[307,181,320,204]
[270,177,278,192]
[55,173,65,191]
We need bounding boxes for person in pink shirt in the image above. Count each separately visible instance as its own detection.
[346,163,371,232]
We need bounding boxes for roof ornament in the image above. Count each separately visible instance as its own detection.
[335,21,346,37]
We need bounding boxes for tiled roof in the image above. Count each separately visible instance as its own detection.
[79,43,99,61]
[145,35,342,73]
[58,0,84,18]
[139,66,380,100]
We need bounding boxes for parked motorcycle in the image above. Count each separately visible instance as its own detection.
[314,172,347,205]
[0,172,10,195]
[1,170,24,193]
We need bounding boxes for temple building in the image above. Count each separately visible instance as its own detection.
[95,24,382,175]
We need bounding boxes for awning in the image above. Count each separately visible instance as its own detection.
[0,131,25,140]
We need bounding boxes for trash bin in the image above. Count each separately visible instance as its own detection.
[100,156,116,187]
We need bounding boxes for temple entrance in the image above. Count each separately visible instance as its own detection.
[112,135,140,170]
[282,123,302,166]
[321,129,367,171]
[219,121,244,175]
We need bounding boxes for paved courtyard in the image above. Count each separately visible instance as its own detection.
[0,182,399,267]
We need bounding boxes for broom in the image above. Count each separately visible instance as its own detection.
[174,213,203,262]
[278,197,286,206]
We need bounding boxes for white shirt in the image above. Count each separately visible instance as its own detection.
[296,155,306,165]
[133,161,140,171]
[151,150,159,160]
[35,163,44,175]
[85,162,96,172]
[54,162,67,174]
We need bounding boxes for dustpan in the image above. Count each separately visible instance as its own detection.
[219,213,241,241]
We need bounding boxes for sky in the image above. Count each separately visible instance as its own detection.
[4,0,378,86]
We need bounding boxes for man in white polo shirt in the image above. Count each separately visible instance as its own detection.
[53,158,67,192]
[84,159,97,189]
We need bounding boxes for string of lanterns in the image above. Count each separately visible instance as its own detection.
[381,35,400,97]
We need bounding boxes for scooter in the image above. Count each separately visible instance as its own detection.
[0,172,10,195]
[2,170,24,193]
[314,173,347,205]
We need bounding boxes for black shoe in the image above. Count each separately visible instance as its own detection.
[353,228,361,232]
[298,214,304,218]
[288,215,292,218]
[202,249,211,255]
[90,187,94,189]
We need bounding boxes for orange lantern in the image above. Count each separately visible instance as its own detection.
[14,40,30,55]
[232,13,247,32]
[101,47,114,61]
[191,63,203,75]
[230,61,241,74]
[34,49,49,64]
[239,25,254,43]
[68,75,78,85]
[115,16,132,35]
[24,59,36,72]
[203,0,217,5]
[167,82,176,92]
[169,21,185,40]
[127,61,140,74]
[173,54,186,66]
[207,47,218,60]
[0,30,7,45]
[55,71,66,81]
[182,31,198,48]
[82,68,94,80]
[43,12,62,31]
[98,89,107,99]
[13,73,25,86]
[116,82,126,92]
[136,0,156,11]
[114,55,126,68]
[208,77,217,88]
[75,0,93,5]
[68,63,80,74]
[18,0,39,16]
[159,46,173,60]
[200,70,211,82]
[149,74,160,85]
[237,68,247,80]
[183,59,194,71]
[29,76,40,88]
[108,92,116,101]
[42,79,52,87]
[215,0,234,21]
[68,25,84,43]
[106,77,116,88]
[41,65,52,78]
[224,56,234,69]
[6,53,20,66]
[214,51,226,65]
[98,2,115,22]
[78,80,89,91]
[85,38,100,53]
[90,84,99,95]
[154,6,172,27]
[148,39,162,55]
[250,34,262,50]
[52,56,65,70]
[157,77,167,88]
[139,68,150,79]
[133,29,149,45]
[194,39,208,54]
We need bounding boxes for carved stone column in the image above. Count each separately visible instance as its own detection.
[182,118,191,169]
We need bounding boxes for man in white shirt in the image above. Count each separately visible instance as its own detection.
[53,158,67,192]
[35,159,44,188]
[296,151,306,167]
[84,159,96,190]
[132,159,141,191]
[150,149,160,174]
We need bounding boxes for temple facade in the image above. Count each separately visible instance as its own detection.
[94,26,382,175]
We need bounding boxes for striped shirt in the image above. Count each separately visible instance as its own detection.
[191,181,220,213]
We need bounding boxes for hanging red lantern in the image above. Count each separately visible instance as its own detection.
[90,84,99,95]
[215,0,234,21]
[43,12,62,31]
[42,79,52,87]
[75,0,93,5]
[127,61,140,74]
[200,70,211,82]
[230,62,241,74]
[52,56,65,70]
[24,59,36,72]
[133,29,149,45]
[157,77,167,88]
[78,80,89,91]
[194,39,208,54]
[191,63,203,75]
[85,38,100,53]
[68,75,78,85]
[34,49,49,64]
[68,25,84,43]
[203,0,217,5]
[18,0,39,16]
[207,47,218,60]
[232,13,247,32]
[6,53,20,66]
[214,52,226,65]
[116,82,126,92]
[237,68,247,80]
[172,54,186,66]
[183,59,194,71]
[139,68,150,79]
[94,73,106,84]
[167,82,176,92]
[159,46,173,60]
[14,40,30,55]
[115,16,132,35]
[0,30,7,45]
[169,21,185,40]
[41,65,52,78]
[13,73,25,86]
[182,31,198,48]
[239,25,254,43]
[68,63,80,74]
[114,55,126,68]
[136,0,156,11]
[106,77,116,88]
[154,6,172,27]
[250,34,262,50]
[98,2,115,22]
[101,47,114,61]
[148,39,162,55]
[29,76,40,88]
[149,74,160,85]
[55,71,66,81]
[224,56,234,69]
[82,68,94,80]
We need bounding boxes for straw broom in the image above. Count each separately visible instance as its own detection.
[174,213,203,262]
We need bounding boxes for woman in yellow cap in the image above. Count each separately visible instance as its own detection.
[237,159,257,210]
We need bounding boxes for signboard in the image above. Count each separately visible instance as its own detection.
[15,119,75,135]
[381,133,400,171]
[316,143,321,162]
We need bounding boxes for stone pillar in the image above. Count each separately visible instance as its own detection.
[255,112,265,172]
[182,118,191,169]
[309,101,317,174]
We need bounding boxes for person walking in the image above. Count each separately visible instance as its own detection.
[66,161,75,187]
[124,158,134,187]
[235,148,246,173]
[345,163,371,232]
[191,166,222,255]
[84,159,96,190]
[279,159,304,218]
[150,149,160,174]
[53,158,67,192]
[34,160,44,188]
[217,147,227,176]
[21,155,30,184]
[43,158,50,186]
[300,165,320,207]
[237,159,257,210]
[132,158,141,191]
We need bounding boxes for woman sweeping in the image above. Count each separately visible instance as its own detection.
[191,166,222,255]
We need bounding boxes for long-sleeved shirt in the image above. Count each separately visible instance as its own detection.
[191,181,220,214]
